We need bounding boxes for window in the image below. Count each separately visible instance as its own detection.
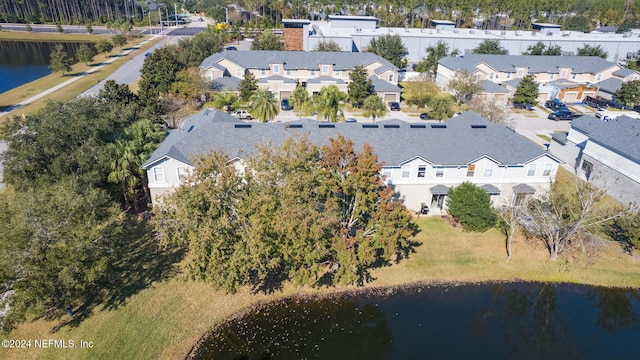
[549,73,555,80]
[560,70,567,78]
[435,167,444,178]
[335,70,341,77]
[310,69,316,76]
[506,73,512,79]
[595,74,602,81]
[402,165,411,178]
[322,65,329,74]
[527,164,537,177]
[542,163,553,176]
[517,69,524,77]
[286,69,292,76]
[388,74,394,82]
[260,69,266,76]
[153,167,165,182]
[177,167,188,181]
[466,164,476,177]
[484,164,494,177]
[236,68,243,77]
[489,73,494,80]
[273,64,279,73]
[383,170,392,181]
[572,74,577,80]
[581,160,593,179]
[418,165,426,178]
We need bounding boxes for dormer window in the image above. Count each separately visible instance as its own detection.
[388,74,394,82]
[260,69,266,76]
[273,64,279,73]
[322,65,329,74]
[310,69,316,76]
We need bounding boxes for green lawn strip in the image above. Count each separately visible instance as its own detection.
[537,134,551,142]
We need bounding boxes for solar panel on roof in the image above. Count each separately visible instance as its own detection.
[362,124,378,128]
[471,125,487,128]
[287,124,303,128]
[383,124,400,128]
[319,124,335,128]
[410,124,426,128]
[234,124,252,128]
[431,124,447,128]
[187,125,195,132]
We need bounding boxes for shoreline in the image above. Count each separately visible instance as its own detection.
[185,278,640,359]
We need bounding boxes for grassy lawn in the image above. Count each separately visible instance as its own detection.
[2,213,638,360]
[537,134,551,142]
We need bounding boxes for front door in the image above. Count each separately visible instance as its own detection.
[431,194,445,210]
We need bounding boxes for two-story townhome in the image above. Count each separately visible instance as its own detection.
[549,115,640,208]
[199,50,401,103]
[141,110,561,212]
[436,55,638,104]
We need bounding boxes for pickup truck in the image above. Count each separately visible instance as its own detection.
[233,110,252,120]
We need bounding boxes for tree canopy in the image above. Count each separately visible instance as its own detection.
[155,136,419,292]
[362,95,387,121]
[250,88,280,122]
[238,72,258,103]
[48,44,72,75]
[513,74,540,105]
[522,41,562,56]
[400,79,439,109]
[577,44,608,58]
[446,182,497,232]
[416,41,458,78]
[313,85,347,122]
[367,34,408,69]
[614,80,640,107]
[347,65,373,108]
[447,71,482,104]
[251,29,284,51]
[314,40,342,52]
[474,39,508,55]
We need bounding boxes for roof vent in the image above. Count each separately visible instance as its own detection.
[431,124,447,128]
[319,124,335,128]
[187,125,195,132]
[410,124,426,128]
[471,124,487,129]
[286,124,303,128]
[362,124,379,128]
[234,124,252,128]
[383,124,400,128]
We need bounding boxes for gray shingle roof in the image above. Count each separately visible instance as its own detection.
[594,77,623,95]
[258,76,296,84]
[439,55,617,75]
[369,77,401,93]
[430,185,450,195]
[548,79,582,89]
[513,183,536,194]
[613,68,637,78]
[143,110,554,170]
[200,50,398,72]
[480,184,501,194]
[571,115,640,163]
[210,76,241,91]
[307,76,345,84]
[478,80,509,93]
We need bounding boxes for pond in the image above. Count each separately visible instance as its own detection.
[190,282,640,359]
[0,41,89,94]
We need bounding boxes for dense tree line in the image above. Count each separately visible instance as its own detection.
[0,0,141,24]
[0,82,165,331]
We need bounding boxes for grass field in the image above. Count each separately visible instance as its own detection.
[1,214,638,360]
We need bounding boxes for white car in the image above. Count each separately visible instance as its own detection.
[233,110,252,120]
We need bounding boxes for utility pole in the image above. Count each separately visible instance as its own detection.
[225,7,229,23]
[159,8,163,33]
[174,3,178,27]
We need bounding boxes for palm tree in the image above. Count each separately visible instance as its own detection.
[313,85,346,122]
[108,119,165,211]
[291,81,309,119]
[250,88,279,122]
[362,95,387,122]
[206,91,239,112]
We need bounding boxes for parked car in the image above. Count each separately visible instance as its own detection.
[233,110,252,120]
[345,118,358,123]
[545,100,568,111]
[419,112,429,120]
[548,110,581,121]
[280,98,293,110]
[513,102,535,111]
[388,101,400,111]
[225,46,237,51]
[583,96,609,109]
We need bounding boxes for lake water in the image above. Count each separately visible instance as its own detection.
[0,41,88,94]
[190,282,640,359]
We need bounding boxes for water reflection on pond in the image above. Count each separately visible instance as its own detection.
[191,283,640,359]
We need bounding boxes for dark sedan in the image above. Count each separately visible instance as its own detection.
[548,111,581,121]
